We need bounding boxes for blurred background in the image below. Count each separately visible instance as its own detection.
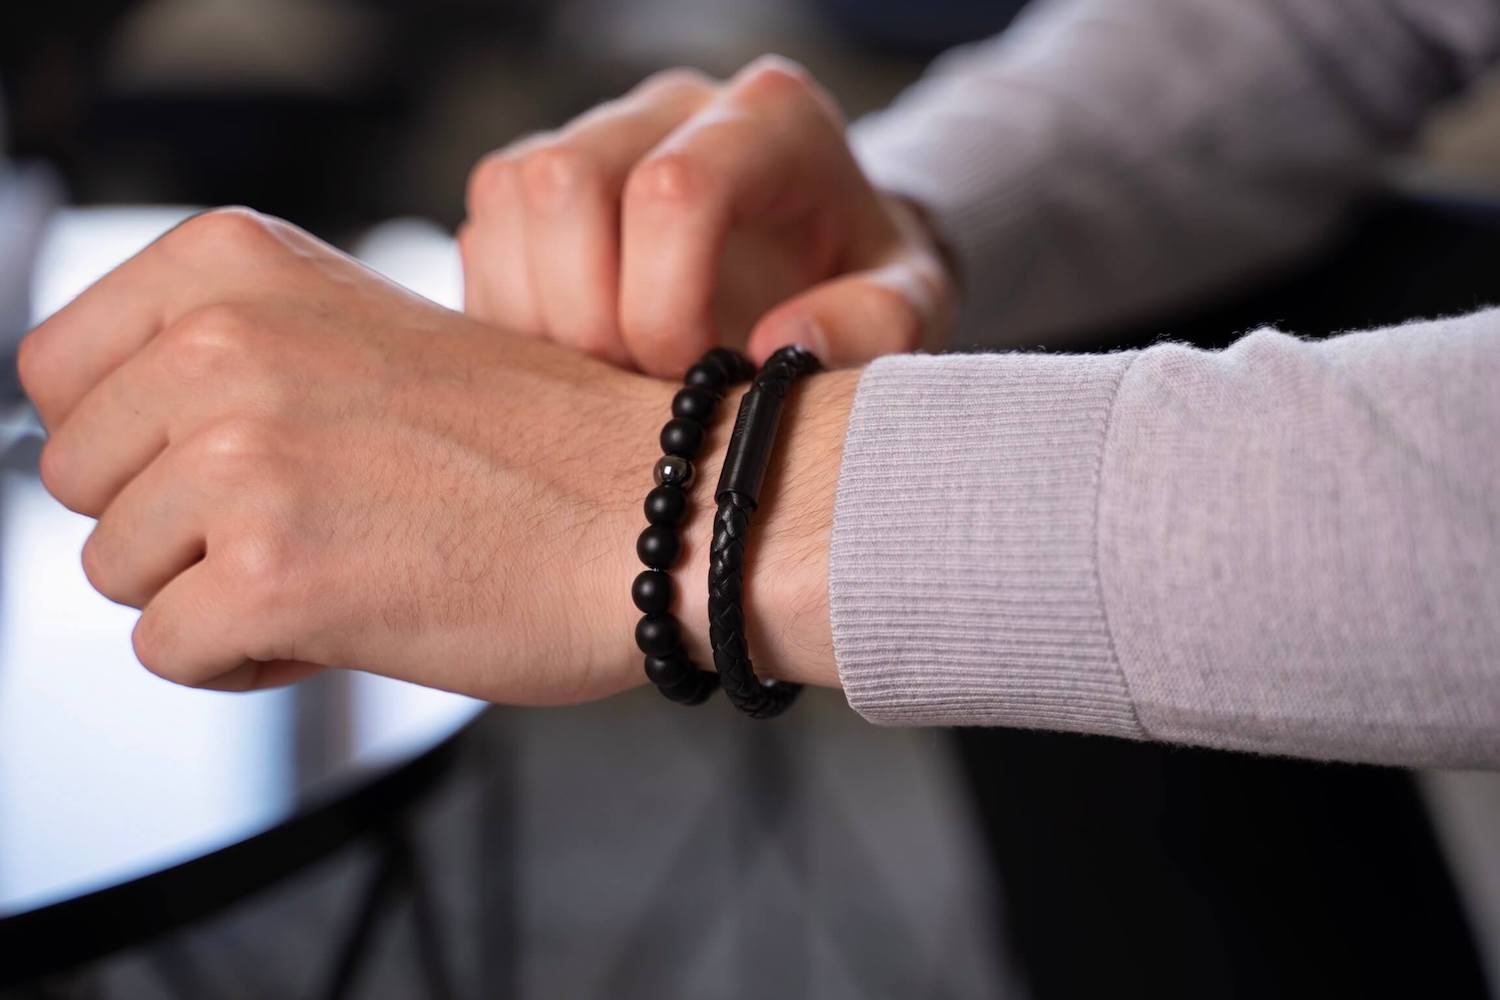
[4,1,1500,998]
[0,0,1022,242]
[8,0,1500,240]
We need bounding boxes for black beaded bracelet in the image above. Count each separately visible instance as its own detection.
[708,344,822,719]
[633,347,756,705]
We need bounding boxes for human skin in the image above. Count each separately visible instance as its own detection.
[19,207,851,699]
[460,56,955,374]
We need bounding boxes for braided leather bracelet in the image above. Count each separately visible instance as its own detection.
[709,344,822,719]
[633,348,755,705]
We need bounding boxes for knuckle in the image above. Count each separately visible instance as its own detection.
[171,206,275,255]
[16,331,48,400]
[517,143,600,207]
[734,55,842,126]
[38,438,89,513]
[217,531,295,613]
[736,55,814,100]
[80,531,126,604]
[626,151,716,208]
[160,304,263,381]
[465,151,518,216]
[636,66,714,102]
[37,438,66,497]
[17,331,68,431]
[132,609,196,686]
[187,417,280,483]
[131,615,170,680]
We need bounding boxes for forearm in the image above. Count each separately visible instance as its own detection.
[853,0,1500,347]
[829,312,1500,767]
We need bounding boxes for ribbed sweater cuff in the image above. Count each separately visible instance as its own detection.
[830,352,1145,737]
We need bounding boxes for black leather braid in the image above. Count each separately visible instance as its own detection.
[708,493,797,718]
[708,345,821,719]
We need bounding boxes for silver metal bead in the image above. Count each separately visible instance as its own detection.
[653,455,694,489]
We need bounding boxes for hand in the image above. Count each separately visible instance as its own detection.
[19,208,850,700]
[460,56,956,376]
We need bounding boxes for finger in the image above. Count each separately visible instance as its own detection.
[618,58,859,376]
[467,69,714,349]
[516,72,713,363]
[745,258,943,368]
[134,560,321,692]
[133,536,315,690]
[82,441,208,609]
[39,303,276,517]
[19,208,286,430]
[462,159,543,333]
[520,155,631,362]
[198,659,325,693]
[81,411,296,610]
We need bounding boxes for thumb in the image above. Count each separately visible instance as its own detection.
[745,257,948,368]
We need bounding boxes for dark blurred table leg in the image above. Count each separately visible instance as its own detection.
[475,716,518,1000]
[320,825,457,1000]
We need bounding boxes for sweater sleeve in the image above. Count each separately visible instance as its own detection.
[849,0,1500,349]
[830,309,1500,768]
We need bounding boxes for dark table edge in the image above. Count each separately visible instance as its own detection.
[0,708,483,987]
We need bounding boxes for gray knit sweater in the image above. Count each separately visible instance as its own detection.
[833,0,1500,768]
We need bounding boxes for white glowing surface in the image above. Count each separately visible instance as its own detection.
[0,465,292,912]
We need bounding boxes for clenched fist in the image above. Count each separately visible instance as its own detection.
[20,207,855,701]
[460,56,956,375]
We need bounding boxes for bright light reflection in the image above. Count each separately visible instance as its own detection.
[0,467,294,914]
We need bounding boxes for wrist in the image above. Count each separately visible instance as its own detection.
[676,367,858,690]
[592,363,857,700]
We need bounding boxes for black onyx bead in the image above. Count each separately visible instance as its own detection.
[661,672,704,704]
[644,485,686,525]
[632,570,673,614]
[671,387,715,424]
[653,455,694,489]
[636,524,681,569]
[700,350,735,380]
[706,348,754,382]
[659,417,704,459]
[644,653,691,687]
[769,343,819,372]
[685,362,727,395]
[635,614,679,656]
[666,672,715,706]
